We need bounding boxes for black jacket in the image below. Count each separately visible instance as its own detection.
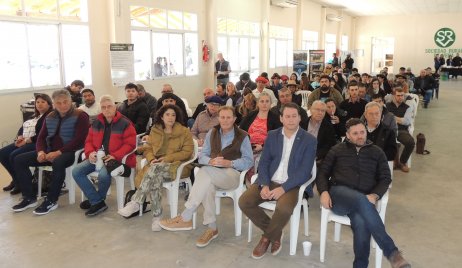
[308,115,337,161]
[154,94,188,126]
[141,92,157,112]
[117,98,150,134]
[413,75,436,95]
[239,110,282,140]
[192,103,206,120]
[236,80,257,92]
[366,123,397,161]
[316,140,391,198]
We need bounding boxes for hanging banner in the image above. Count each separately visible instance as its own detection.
[110,43,135,87]
[309,50,325,79]
[293,50,308,75]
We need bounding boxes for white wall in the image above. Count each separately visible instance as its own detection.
[355,13,462,73]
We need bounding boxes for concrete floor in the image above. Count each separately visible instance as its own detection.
[0,80,461,268]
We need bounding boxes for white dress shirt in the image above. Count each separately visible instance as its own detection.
[271,127,298,184]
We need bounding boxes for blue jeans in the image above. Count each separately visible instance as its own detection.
[0,143,36,184]
[72,160,111,205]
[424,89,433,105]
[329,185,397,268]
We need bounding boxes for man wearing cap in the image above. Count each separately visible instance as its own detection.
[253,76,278,108]
[65,79,85,106]
[215,53,231,84]
[271,73,283,92]
[280,75,289,87]
[307,75,343,109]
[236,73,257,92]
[191,96,222,146]
[286,80,302,106]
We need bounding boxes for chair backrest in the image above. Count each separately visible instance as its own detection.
[174,139,199,180]
[296,91,311,110]
[181,97,193,117]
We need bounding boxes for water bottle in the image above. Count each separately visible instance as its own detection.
[95,147,105,171]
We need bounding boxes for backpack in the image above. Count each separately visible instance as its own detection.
[416,133,430,155]
[123,189,151,219]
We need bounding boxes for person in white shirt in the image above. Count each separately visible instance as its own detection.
[252,76,278,107]
[78,89,100,124]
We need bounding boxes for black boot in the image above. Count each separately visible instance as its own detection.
[10,187,21,195]
[3,181,15,191]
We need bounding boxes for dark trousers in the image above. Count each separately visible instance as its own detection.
[14,151,75,202]
[239,182,299,242]
[397,130,415,164]
[0,143,36,185]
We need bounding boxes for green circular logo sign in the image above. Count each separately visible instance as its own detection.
[434,28,456,48]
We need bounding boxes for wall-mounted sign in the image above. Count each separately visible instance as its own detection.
[434,28,456,48]
[110,43,135,87]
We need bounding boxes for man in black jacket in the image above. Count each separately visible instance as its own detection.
[363,102,397,161]
[117,83,150,134]
[307,100,336,164]
[270,87,308,129]
[317,118,410,268]
[413,69,436,108]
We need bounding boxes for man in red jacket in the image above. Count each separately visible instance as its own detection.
[72,95,136,216]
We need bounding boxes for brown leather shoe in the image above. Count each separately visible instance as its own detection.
[251,236,270,259]
[271,233,283,256]
[388,250,411,268]
[400,164,410,173]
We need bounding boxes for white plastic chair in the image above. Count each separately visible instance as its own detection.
[192,167,249,236]
[37,149,83,204]
[319,163,393,267]
[80,149,137,210]
[296,90,311,110]
[181,97,193,118]
[139,139,198,218]
[247,162,317,255]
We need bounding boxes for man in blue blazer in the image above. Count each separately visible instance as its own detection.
[239,102,317,259]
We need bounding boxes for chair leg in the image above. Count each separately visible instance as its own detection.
[290,208,301,255]
[247,219,253,243]
[320,208,329,262]
[115,176,125,210]
[375,246,383,268]
[233,197,242,236]
[334,222,342,242]
[215,196,221,215]
[170,187,179,218]
[38,168,43,198]
[192,212,196,229]
[129,169,135,190]
[66,168,75,204]
[303,199,309,236]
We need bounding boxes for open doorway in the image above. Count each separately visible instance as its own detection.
[371,37,394,74]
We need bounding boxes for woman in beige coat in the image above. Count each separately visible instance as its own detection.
[118,104,193,231]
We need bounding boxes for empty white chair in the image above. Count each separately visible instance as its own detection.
[247,162,317,256]
[296,90,311,110]
[181,97,193,118]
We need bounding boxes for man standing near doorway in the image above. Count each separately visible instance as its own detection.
[215,53,231,84]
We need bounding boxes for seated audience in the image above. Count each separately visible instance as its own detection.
[369,94,398,134]
[118,104,194,230]
[326,98,347,140]
[191,96,222,146]
[252,76,278,107]
[117,83,150,134]
[362,102,398,161]
[65,79,84,106]
[189,88,215,127]
[286,80,302,106]
[307,75,343,109]
[159,106,253,246]
[154,93,188,127]
[308,101,336,164]
[225,82,241,107]
[271,73,283,93]
[339,81,367,121]
[153,84,188,121]
[137,84,157,112]
[300,74,314,91]
[239,103,316,259]
[235,72,257,92]
[311,74,320,89]
[235,90,256,125]
[216,83,229,104]
[240,92,281,153]
[386,87,415,172]
[270,87,308,129]
[78,89,101,124]
[317,118,410,268]
[73,95,136,216]
[12,89,89,215]
[413,69,436,108]
[367,78,387,100]
[358,83,371,102]
[1,93,53,194]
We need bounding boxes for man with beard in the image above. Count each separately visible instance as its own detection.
[78,89,100,124]
[307,75,343,109]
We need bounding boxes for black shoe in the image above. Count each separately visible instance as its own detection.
[80,200,91,210]
[12,198,38,212]
[85,201,108,216]
[3,181,15,191]
[33,198,58,215]
[10,187,21,195]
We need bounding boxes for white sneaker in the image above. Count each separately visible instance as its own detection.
[151,217,161,232]
[117,201,140,217]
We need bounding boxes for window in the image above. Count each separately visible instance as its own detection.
[325,33,336,64]
[217,18,260,83]
[302,30,318,51]
[269,25,293,68]
[130,7,198,80]
[0,0,91,91]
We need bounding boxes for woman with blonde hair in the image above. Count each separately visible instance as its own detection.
[225,82,241,107]
[236,90,256,124]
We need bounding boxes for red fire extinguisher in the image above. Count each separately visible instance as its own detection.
[202,40,209,63]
